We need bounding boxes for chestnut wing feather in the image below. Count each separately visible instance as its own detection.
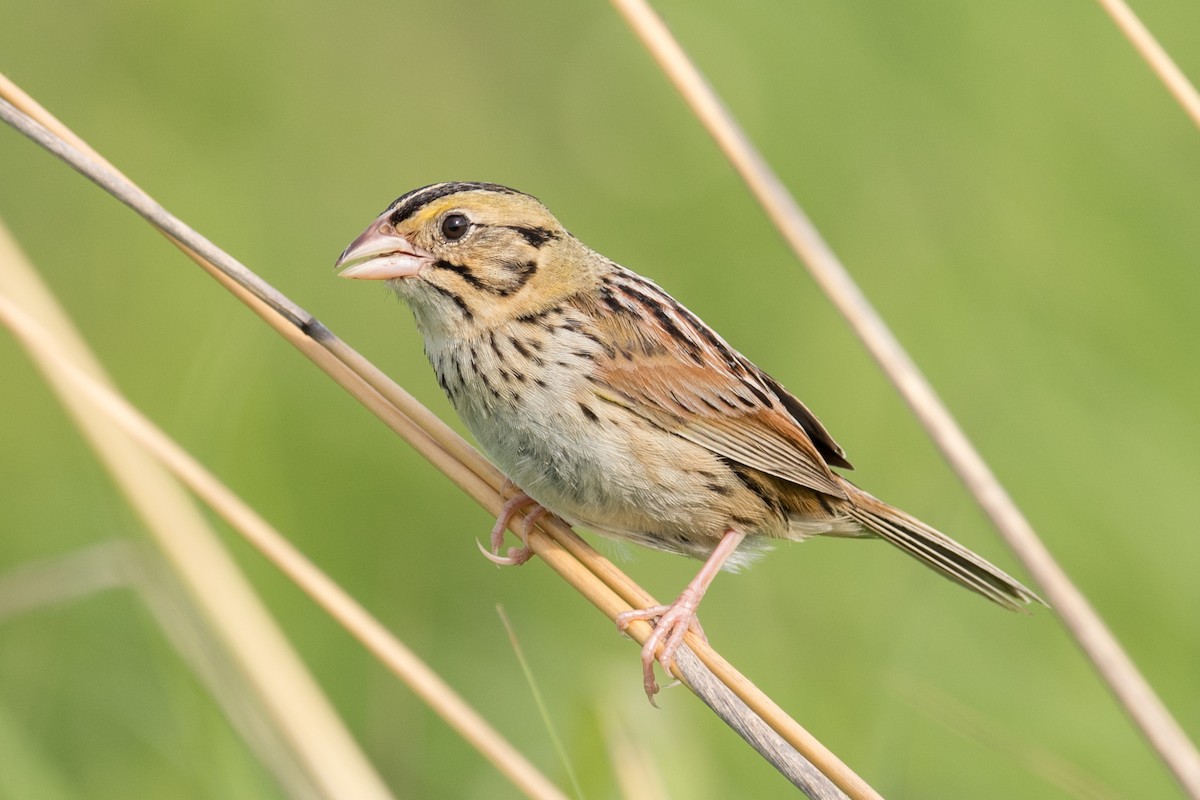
[579,287,850,498]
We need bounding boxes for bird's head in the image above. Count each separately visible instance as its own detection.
[336,182,602,337]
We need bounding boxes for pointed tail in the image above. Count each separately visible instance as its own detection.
[843,485,1043,612]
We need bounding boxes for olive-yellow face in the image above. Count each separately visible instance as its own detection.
[336,182,602,334]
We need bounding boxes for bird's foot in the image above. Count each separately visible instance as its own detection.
[616,592,708,705]
[614,528,746,704]
[479,487,547,566]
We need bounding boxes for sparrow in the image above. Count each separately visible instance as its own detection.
[335,181,1040,701]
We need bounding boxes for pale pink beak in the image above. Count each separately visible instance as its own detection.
[335,213,433,280]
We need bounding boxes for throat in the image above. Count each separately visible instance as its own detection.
[420,300,605,430]
[425,331,528,419]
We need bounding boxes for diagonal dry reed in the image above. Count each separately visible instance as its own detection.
[0,80,871,798]
[606,0,1200,796]
[0,540,336,799]
[0,290,569,800]
[1096,0,1200,131]
[0,219,393,800]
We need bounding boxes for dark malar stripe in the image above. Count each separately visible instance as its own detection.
[426,283,473,320]
[431,259,487,291]
[433,256,533,298]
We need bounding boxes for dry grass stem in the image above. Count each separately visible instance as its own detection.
[608,0,1200,795]
[0,77,879,798]
[1095,0,1200,130]
[0,290,570,800]
[0,222,393,799]
[0,540,348,799]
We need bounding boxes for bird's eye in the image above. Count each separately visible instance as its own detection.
[440,213,471,241]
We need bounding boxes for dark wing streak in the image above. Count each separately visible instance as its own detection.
[576,281,848,498]
[684,418,845,497]
[753,367,852,469]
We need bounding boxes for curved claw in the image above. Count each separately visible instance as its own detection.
[484,488,550,567]
[614,528,747,704]
[616,601,706,702]
[476,538,532,567]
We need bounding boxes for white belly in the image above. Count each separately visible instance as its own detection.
[424,327,736,555]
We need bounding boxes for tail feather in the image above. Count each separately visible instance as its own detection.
[844,488,1043,612]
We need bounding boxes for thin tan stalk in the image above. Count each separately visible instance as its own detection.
[606,0,1200,796]
[0,541,334,799]
[0,291,569,800]
[0,80,875,797]
[1095,0,1200,131]
[0,226,392,799]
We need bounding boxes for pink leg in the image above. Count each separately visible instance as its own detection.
[479,488,548,567]
[616,529,747,704]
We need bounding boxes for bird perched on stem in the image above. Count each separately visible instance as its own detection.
[336,181,1041,702]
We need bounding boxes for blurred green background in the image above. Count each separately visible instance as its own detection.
[2,0,1199,797]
